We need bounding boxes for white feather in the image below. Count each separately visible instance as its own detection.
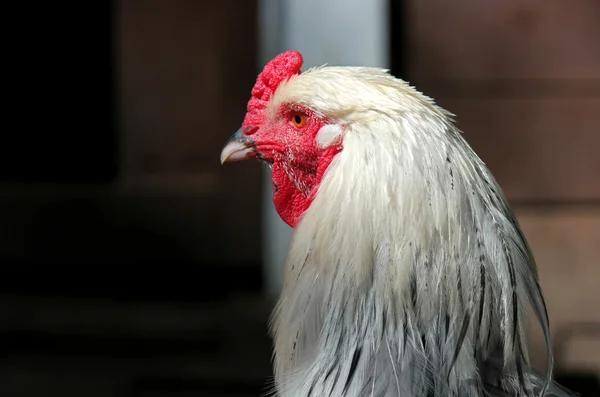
[266,66,573,397]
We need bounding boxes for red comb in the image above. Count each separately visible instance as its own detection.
[242,50,304,134]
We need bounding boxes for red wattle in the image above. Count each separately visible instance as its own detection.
[272,144,342,228]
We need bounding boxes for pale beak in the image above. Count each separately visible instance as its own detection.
[220,128,255,164]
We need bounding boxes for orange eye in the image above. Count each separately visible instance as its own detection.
[291,113,307,128]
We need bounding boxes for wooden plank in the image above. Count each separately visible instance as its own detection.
[516,207,600,372]
[439,98,600,201]
[408,0,600,81]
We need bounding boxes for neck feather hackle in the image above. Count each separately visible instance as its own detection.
[268,67,565,397]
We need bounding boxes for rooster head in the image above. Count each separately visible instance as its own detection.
[220,50,344,227]
[220,50,441,229]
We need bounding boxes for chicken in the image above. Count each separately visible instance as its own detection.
[220,50,575,397]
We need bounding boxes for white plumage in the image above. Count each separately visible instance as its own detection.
[269,66,571,397]
[221,54,575,397]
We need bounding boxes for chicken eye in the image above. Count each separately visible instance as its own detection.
[291,113,307,128]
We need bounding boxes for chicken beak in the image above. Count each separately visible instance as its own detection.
[220,128,255,164]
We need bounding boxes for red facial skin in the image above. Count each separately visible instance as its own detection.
[236,50,342,227]
[246,104,342,227]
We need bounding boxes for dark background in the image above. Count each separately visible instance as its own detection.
[0,1,598,396]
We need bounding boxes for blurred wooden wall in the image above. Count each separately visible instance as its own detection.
[0,1,264,273]
[117,0,263,267]
[0,3,270,396]
[408,0,600,373]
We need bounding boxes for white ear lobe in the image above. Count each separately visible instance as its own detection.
[315,124,343,149]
